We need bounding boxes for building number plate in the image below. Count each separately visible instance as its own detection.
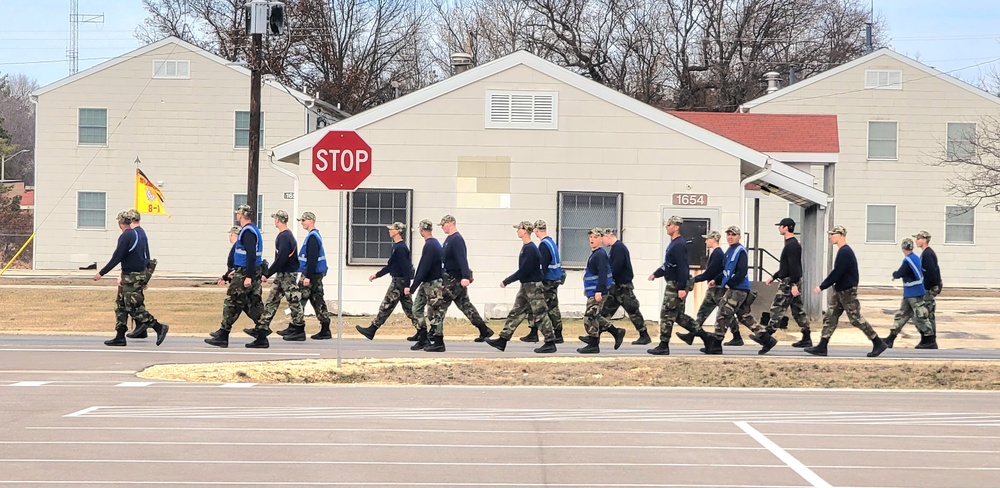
[672,193,708,206]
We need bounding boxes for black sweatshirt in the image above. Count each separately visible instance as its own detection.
[921,247,942,288]
[410,237,443,291]
[240,227,260,279]
[442,232,472,279]
[503,242,543,285]
[223,243,236,281]
[693,247,724,286]
[652,235,689,289]
[265,229,298,277]
[99,229,146,276]
[819,244,860,292]
[774,236,803,283]
[608,240,635,285]
[376,240,414,283]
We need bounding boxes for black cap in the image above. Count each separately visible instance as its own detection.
[775,218,796,228]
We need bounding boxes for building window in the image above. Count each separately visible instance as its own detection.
[946,122,976,161]
[77,191,106,229]
[865,204,896,243]
[348,188,412,265]
[786,204,804,229]
[557,191,623,268]
[945,206,975,244]
[867,121,898,160]
[233,194,264,227]
[864,70,902,89]
[152,59,190,79]
[235,111,265,148]
[486,90,558,130]
[78,108,107,145]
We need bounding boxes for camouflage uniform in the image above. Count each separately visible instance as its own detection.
[439,272,490,331]
[220,268,264,331]
[890,296,933,335]
[893,285,940,334]
[821,288,878,340]
[768,279,810,332]
[713,289,762,338]
[692,286,725,329]
[299,275,330,329]
[373,276,420,329]
[413,278,446,335]
[584,296,615,337]
[115,271,157,329]
[257,272,305,330]
[601,282,647,333]
[500,282,555,341]
[539,274,565,333]
[658,280,697,342]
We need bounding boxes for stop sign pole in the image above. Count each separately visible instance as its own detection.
[311,131,373,367]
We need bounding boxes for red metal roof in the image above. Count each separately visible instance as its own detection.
[668,111,839,153]
[20,189,34,207]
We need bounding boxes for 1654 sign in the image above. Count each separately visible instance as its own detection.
[672,193,708,206]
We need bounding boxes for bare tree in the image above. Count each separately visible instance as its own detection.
[0,73,38,184]
[934,116,1000,208]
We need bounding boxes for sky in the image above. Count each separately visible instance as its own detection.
[2,0,1000,89]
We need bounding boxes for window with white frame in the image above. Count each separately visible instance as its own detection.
[348,188,412,265]
[946,122,976,161]
[235,111,265,148]
[867,121,898,160]
[77,191,106,229]
[78,108,107,145]
[557,191,623,268]
[486,90,558,129]
[233,194,264,227]
[786,204,804,230]
[864,70,902,89]
[152,60,190,79]
[866,205,896,243]
[945,206,975,244]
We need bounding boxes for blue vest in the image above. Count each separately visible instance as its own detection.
[298,229,328,274]
[539,236,563,281]
[902,253,926,298]
[233,224,263,267]
[583,249,613,297]
[721,244,751,290]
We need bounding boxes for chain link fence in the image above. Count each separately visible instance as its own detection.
[0,233,33,269]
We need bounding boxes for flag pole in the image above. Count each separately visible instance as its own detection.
[134,157,140,211]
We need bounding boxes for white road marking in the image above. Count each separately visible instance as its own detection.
[218,383,256,388]
[8,381,51,387]
[0,441,763,449]
[114,382,154,387]
[64,406,102,418]
[736,421,832,488]
[0,348,319,356]
[0,482,807,487]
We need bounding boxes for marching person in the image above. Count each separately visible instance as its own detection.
[675,230,727,347]
[887,230,942,347]
[886,238,937,349]
[405,219,445,351]
[808,226,888,357]
[519,219,565,344]
[646,216,697,355]
[212,226,264,326]
[486,221,558,353]
[434,215,494,348]
[93,211,168,347]
[124,208,157,339]
[764,218,812,348]
[577,228,626,354]
[600,227,651,345]
[293,212,332,340]
[356,222,421,341]
[245,210,306,347]
[206,205,265,348]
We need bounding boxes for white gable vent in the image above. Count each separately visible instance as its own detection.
[864,70,901,89]
[153,60,190,79]
[486,90,558,129]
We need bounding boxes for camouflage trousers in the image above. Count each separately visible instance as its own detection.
[768,280,811,332]
[114,272,157,331]
[220,269,264,331]
[372,277,419,329]
[258,272,305,330]
[658,280,696,342]
[439,273,488,331]
[692,286,725,331]
[892,285,940,334]
[299,275,331,327]
[822,287,877,340]
[583,296,615,337]
[713,289,761,339]
[600,282,646,332]
[413,279,446,335]
[890,296,933,336]
[500,282,555,341]
[539,279,564,332]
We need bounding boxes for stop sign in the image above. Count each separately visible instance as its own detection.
[311,131,372,190]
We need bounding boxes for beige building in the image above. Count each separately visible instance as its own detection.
[742,48,1000,287]
[31,37,337,274]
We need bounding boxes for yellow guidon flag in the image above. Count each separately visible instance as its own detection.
[135,168,169,217]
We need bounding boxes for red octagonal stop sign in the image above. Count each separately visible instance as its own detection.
[312,130,372,190]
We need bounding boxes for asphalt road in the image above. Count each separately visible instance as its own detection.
[2,334,1000,487]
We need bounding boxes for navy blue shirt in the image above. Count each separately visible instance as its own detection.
[652,235,689,289]
[411,237,443,291]
[99,229,146,276]
[693,247,724,287]
[133,226,151,265]
[265,229,299,277]
[442,232,472,279]
[585,247,611,296]
[303,234,322,277]
[921,247,941,288]
[819,244,860,292]
[376,240,414,283]
[608,240,635,285]
[503,242,543,285]
[239,225,260,279]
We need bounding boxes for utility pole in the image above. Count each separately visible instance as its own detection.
[68,0,104,75]
[244,1,284,222]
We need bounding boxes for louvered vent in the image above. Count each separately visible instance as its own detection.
[487,91,558,129]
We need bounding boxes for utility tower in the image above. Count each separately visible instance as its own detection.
[68,0,105,75]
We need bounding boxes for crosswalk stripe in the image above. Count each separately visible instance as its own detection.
[8,381,52,387]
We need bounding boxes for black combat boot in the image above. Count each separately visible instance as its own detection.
[778,316,789,329]
[534,341,557,353]
[647,341,670,356]
[519,327,539,343]
[209,327,225,339]
[311,324,332,340]
[355,324,378,340]
[205,329,230,348]
[125,323,148,339]
[276,323,293,336]
[915,334,938,350]
[701,334,723,355]
[246,328,271,349]
[884,331,898,348]
[791,330,812,348]
[867,336,888,357]
[475,324,494,342]
[632,329,652,345]
[406,330,420,341]
[150,321,169,346]
[579,331,600,343]
[751,331,778,355]
[675,329,696,346]
[724,329,744,346]
[760,312,771,329]
[409,329,428,350]
[804,337,829,356]
[283,325,306,342]
[553,328,564,344]
[104,327,127,347]
[485,336,508,352]
[576,336,600,354]
[610,326,626,350]
[423,335,446,352]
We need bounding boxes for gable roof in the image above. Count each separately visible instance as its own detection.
[668,112,839,153]
[272,50,827,206]
[741,48,1000,110]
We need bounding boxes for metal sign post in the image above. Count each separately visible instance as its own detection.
[336,191,344,368]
